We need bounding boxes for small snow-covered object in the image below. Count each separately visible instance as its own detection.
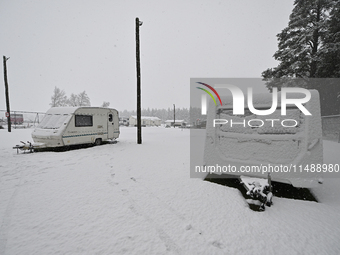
[240,175,273,211]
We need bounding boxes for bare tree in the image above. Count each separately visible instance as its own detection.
[50,87,67,107]
[101,101,110,107]
[67,93,78,107]
[67,91,91,107]
[50,88,92,107]
[77,91,91,106]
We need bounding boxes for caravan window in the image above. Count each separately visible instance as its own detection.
[75,115,93,127]
[38,114,70,129]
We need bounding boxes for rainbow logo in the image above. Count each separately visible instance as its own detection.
[196,82,222,106]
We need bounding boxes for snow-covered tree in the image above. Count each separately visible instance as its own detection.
[77,91,91,106]
[50,87,67,107]
[262,0,340,115]
[101,101,110,107]
[317,1,340,78]
[50,88,92,107]
[67,93,78,107]
[262,0,334,87]
[67,91,91,106]
[315,1,340,115]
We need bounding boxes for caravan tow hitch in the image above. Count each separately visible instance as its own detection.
[13,141,34,154]
[240,173,273,211]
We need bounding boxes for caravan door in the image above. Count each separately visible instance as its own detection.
[107,111,115,139]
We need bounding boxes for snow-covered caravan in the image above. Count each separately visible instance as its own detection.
[32,107,120,148]
[204,90,323,188]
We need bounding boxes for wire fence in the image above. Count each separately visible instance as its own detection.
[0,110,46,129]
[1,110,339,143]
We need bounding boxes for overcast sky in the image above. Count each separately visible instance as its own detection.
[0,0,295,113]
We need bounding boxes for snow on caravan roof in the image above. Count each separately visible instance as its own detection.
[45,107,79,115]
[45,107,118,114]
[38,107,86,129]
[37,107,118,130]
[38,108,75,129]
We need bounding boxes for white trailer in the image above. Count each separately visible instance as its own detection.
[203,89,323,210]
[31,107,120,148]
[204,90,323,188]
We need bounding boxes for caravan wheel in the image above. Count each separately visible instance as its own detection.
[95,138,102,146]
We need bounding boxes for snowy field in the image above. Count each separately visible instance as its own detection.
[1,127,340,254]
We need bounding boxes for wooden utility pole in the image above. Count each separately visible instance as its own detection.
[136,17,142,144]
[3,56,11,132]
[173,104,175,128]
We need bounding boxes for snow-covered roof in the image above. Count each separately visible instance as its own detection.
[130,116,161,121]
[46,107,79,115]
[165,120,185,123]
[46,107,116,115]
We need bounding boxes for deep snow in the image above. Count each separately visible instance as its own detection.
[0,127,340,254]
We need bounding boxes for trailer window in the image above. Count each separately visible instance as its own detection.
[109,114,113,122]
[75,115,93,127]
[38,114,70,129]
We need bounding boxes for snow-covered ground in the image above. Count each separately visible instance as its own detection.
[1,127,340,254]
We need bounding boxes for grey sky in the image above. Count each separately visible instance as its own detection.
[0,0,294,113]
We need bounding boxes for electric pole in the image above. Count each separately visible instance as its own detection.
[3,56,11,132]
[173,104,175,128]
[136,17,143,144]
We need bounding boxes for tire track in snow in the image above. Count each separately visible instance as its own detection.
[107,176,183,254]
[0,165,25,255]
[121,188,183,254]
[107,169,222,253]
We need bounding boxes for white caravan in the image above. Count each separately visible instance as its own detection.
[204,90,323,188]
[32,107,120,148]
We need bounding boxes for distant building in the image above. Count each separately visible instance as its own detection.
[129,116,162,127]
[165,120,186,127]
[119,117,129,126]
[193,119,206,129]
[11,113,24,125]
